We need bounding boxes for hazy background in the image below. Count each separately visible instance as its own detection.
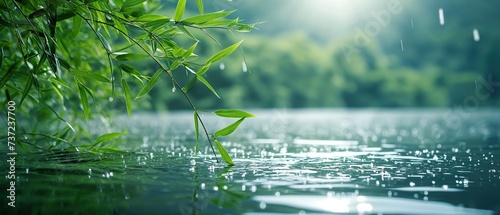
[133,0,500,110]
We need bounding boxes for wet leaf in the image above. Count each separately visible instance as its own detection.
[174,0,186,22]
[115,53,149,61]
[183,42,198,59]
[215,139,234,166]
[214,110,256,118]
[70,15,82,38]
[78,83,90,120]
[194,111,199,152]
[135,69,162,99]
[93,131,127,147]
[28,9,45,19]
[182,11,233,25]
[207,40,243,64]
[72,70,111,83]
[182,75,197,92]
[122,79,132,116]
[196,74,219,98]
[214,117,245,137]
[195,0,204,14]
[177,25,197,41]
[135,14,169,22]
[121,0,146,10]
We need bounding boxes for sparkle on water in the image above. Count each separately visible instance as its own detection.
[439,8,445,25]
[9,109,500,214]
[473,28,481,41]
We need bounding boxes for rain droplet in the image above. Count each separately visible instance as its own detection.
[201,183,205,189]
[108,97,114,102]
[411,18,414,28]
[400,40,404,51]
[242,61,248,72]
[259,202,266,209]
[219,62,225,70]
[25,168,29,174]
[438,8,445,25]
[190,159,196,165]
[251,185,257,192]
[172,86,176,93]
[473,28,480,41]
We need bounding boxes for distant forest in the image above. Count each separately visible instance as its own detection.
[127,0,500,110]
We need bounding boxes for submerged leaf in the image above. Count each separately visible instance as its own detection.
[215,139,234,166]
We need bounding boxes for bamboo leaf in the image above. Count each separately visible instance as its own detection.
[142,18,169,31]
[215,139,234,166]
[206,40,243,64]
[72,70,111,83]
[195,0,204,14]
[214,109,256,118]
[121,0,146,10]
[19,74,34,106]
[195,64,210,75]
[78,83,90,120]
[93,131,127,148]
[114,18,129,42]
[70,15,82,39]
[194,111,199,152]
[122,79,132,116]
[182,11,233,25]
[49,77,71,89]
[214,117,245,137]
[120,64,144,77]
[196,74,219,98]
[28,9,45,19]
[183,42,198,59]
[135,14,169,22]
[115,53,149,61]
[174,0,187,22]
[181,75,197,92]
[96,32,112,53]
[177,25,198,41]
[135,69,163,99]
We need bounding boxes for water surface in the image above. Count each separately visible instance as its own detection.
[2,109,499,214]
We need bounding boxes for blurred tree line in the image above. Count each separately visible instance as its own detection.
[123,0,500,111]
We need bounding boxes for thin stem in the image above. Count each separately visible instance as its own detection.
[21,132,80,151]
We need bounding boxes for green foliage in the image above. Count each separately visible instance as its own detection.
[0,0,256,165]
